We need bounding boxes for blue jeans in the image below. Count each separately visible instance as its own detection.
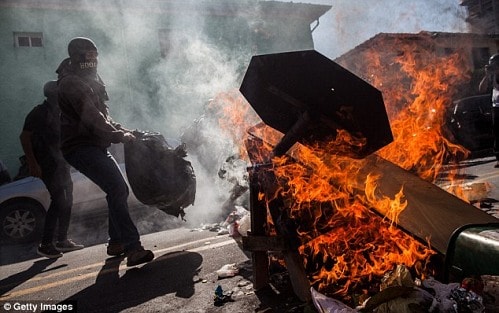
[64,145,141,252]
[493,107,499,161]
[40,161,73,245]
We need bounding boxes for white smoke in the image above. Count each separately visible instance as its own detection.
[293,0,469,59]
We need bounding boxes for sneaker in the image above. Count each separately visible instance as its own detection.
[37,244,63,259]
[126,247,154,267]
[107,242,125,256]
[55,239,84,252]
[495,161,499,168]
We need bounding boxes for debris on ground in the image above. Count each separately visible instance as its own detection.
[222,205,251,237]
[214,284,234,306]
[311,287,358,313]
[309,264,498,313]
[216,263,239,279]
[189,205,251,237]
[482,275,499,312]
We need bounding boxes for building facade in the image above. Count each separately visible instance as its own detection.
[461,0,499,34]
[335,31,499,97]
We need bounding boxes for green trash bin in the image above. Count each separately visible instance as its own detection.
[444,223,499,283]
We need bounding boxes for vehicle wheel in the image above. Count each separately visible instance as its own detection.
[0,200,45,244]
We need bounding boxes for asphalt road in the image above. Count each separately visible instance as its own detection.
[438,154,499,219]
[0,227,310,313]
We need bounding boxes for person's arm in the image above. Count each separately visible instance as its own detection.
[19,130,42,178]
[61,81,130,143]
[479,66,492,93]
[0,160,12,184]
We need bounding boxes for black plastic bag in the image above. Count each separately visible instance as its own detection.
[124,131,196,219]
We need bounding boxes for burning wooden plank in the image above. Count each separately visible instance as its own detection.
[357,154,497,254]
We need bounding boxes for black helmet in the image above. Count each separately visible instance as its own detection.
[43,80,58,98]
[67,37,98,75]
[489,53,499,66]
[68,37,97,61]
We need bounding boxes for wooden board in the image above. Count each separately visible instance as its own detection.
[360,155,498,254]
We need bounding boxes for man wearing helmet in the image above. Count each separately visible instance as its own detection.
[20,81,84,258]
[480,53,499,167]
[57,37,154,266]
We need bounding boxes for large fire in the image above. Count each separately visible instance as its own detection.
[210,37,472,300]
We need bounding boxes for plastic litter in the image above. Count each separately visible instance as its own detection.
[214,285,233,306]
[310,287,358,313]
[449,287,485,313]
[216,263,239,279]
[237,213,251,236]
[222,206,250,237]
[310,265,487,313]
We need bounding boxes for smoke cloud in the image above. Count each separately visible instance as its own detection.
[302,0,469,59]
[83,2,254,227]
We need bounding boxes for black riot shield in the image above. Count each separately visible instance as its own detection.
[239,50,393,158]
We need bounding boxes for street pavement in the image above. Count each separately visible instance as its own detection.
[438,154,499,219]
[0,227,310,313]
[1,154,499,313]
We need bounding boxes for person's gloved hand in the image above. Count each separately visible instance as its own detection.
[123,132,136,143]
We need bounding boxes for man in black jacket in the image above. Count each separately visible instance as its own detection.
[20,81,84,258]
[57,37,153,266]
[480,53,499,168]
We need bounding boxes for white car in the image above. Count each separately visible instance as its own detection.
[0,138,196,244]
[0,144,140,244]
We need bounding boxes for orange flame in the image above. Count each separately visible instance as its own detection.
[339,37,471,182]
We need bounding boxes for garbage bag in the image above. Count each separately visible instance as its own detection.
[124,131,196,219]
[310,287,358,313]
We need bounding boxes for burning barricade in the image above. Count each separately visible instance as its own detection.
[193,46,499,311]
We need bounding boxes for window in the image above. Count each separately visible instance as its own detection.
[436,47,455,57]
[471,47,490,69]
[14,32,43,47]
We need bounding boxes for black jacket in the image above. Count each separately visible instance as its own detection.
[57,63,126,154]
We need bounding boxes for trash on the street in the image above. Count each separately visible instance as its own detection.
[482,275,499,311]
[216,263,239,279]
[222,205,250,237]
[310,287,358,313]
[461,276,484,295]
[310,264,491,313]
[214,284,233,306]
[449,287,485,313]
[217,227,229,235]
[237,213,251,236]
[380,264,416,290]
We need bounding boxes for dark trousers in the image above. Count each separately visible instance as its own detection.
[40,162,73,245]
[493,107,499,161]
[64,145,141,252]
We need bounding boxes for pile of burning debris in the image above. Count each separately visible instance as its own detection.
[210,213,498,312]
[310,266,497,312]
[199,48,499,312]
